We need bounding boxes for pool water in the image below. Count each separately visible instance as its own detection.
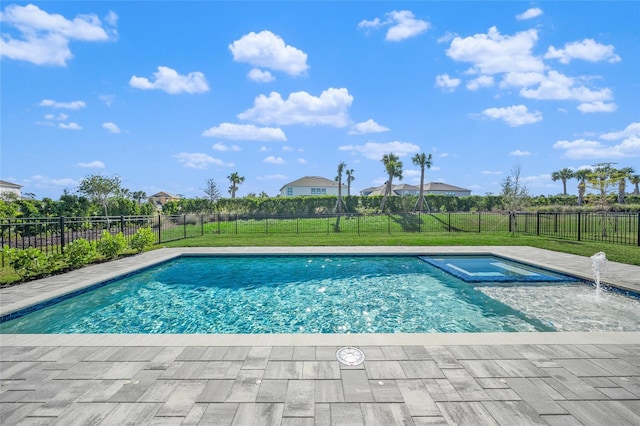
[1,255,639,334]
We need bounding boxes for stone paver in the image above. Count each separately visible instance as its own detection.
[2,247,640,424]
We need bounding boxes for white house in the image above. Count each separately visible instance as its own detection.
[0,180,22,198]
[421,182,471,197]
[361,182,471,197]
[279,176,347,197]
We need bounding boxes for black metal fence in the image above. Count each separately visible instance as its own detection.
[1,212,638,258]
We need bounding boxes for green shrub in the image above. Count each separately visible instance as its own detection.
[130,227,155,253]
[1,245,51,278]
[96,231,127,259]
[65,238,96,268]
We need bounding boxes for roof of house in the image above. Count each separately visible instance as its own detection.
[422,182,470,192]
[0,179,22,189]
[280,176,346,191]
[149,191,180,198]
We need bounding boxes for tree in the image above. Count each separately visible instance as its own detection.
[132,191,147,207]
[412,152,433,212]
[203,179,221,212]
[573,168,591,206]
[587,163,617,211]
[335,162,346,214]
[551,168,574,196]
[227,172,245,199]
[586,163,618,237]
[346,169,355,197]
[615,167,634,204]
[501,164,529,234]
[77,174,124,218]
[631,174,640,195]
[379,153,403,212]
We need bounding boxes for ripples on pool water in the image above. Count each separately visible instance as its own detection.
[1,256,639,334]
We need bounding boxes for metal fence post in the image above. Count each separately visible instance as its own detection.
[536,212,540,236]
[120,215,125,234]
[388,214,391,234]
[183,215,187,239]
[577,212,581,242]
[59,216,66,253]
[157,214,162,244]
[448,213,451,232]
[478,212,481,233]
[201,215,204,236]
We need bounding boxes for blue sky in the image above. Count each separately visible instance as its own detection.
[2,1,638,200]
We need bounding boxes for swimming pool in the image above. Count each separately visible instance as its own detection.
[1,255,639,334]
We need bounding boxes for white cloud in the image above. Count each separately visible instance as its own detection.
[386,10,430,41]
[263,156,286,165]
[99,94,115,106]
[600,122,640,141]
[102,122,121,133]
[23,175,78,189]
[248,68,275,83]
[358,10,429,41]
[238,88,353,127]
[435,74,461,92]
[129,66,209,94]
[39,99,86,109]
[577,101,618,113]
[466,75,494,91]
[553,135,640,159]
[282,146,293,152]
[349,119,390,135]
[257,174,287,181]
[545,39,621,64]
[0,4,116,66]
[229,30,308,76]
[212,143,241,152]
[173,152,232,169]
[482,170,503,175]
[339,141,420,160]
[510,150,531,156]
[58,122,82,130]
[516,8,543,20]
[297,158,307,164]
[446,27,544,75]
[481,105,542,127]
[44,113,68,121]
[499,72,545,88]
[76,160,105,168]
[519,71,613,102]
[202,123,286,141]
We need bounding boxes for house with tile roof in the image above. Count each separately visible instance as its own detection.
[148,191,181,208]
[279,176,347,197]
[361,182,471,197]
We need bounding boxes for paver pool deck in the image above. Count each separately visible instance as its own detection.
[1,246,639,425]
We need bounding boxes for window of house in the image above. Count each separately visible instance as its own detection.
[311,188,326,195]
[287,187,293,196]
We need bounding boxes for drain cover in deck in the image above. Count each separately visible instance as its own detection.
[336,347,365,366]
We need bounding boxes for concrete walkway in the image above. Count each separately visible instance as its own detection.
[1,247,640,425]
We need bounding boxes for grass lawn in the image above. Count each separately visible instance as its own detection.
[159,232,640,266]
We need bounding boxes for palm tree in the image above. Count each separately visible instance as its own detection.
[227,172,245,199]
[335,162,346,214]
[379,153,403,212]
[412,152,433,212]
[132,191,147,207]
[631,174,640,195]
[615,167,634,204]
[346,169,355,196]
[551,168,574,196]
[573,168,591,206]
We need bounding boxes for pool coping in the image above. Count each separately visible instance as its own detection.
[1,246,639,347]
